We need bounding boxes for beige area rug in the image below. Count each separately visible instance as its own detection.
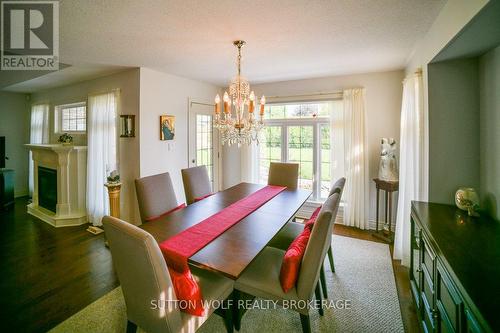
[50,235,404,333]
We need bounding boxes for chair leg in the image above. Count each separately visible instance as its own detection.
[320,264,328,298]
[299,314,311,333]
[126,320,137,333]
[232,289,242,331]
[315,283,324,316]
[328,246,335,272]
[223,304,234,333]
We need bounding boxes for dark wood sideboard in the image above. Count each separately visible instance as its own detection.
[410,201,500,333]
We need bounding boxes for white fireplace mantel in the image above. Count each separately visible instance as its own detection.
[26,144,87,227]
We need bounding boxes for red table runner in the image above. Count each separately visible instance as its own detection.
[159,185,286,315]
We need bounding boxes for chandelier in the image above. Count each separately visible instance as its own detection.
[214,40,265,146]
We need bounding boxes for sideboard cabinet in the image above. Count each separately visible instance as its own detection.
[410,201,500,333]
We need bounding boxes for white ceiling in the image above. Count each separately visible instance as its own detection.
[6,0,446,91]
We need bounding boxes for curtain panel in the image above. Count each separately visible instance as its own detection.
[342,88,369,229]
[86,91,118,226]
[394,73,425,266]
[29,104,50,196]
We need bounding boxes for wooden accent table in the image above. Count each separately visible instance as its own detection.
[373,178,399,243]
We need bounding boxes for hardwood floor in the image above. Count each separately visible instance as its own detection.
[0,197,118,332]
[0,197,419,332]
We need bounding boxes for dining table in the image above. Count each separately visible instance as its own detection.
[140,182,311,280]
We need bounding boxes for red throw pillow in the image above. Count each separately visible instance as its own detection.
[304,205,322,231]
[279,227,311,293]
[145,203,186,222]
[193,193,215,202]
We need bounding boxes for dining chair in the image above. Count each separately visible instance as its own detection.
[267,177,345,297]
[181,166,213,205]
[102,215,234,333]
[267,162,299,189]
[135,172,181,223]
[233,193,340,333]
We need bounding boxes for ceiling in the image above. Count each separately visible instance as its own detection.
[3,0,446,91]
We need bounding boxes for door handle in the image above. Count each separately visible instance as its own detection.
[191,159,195,164]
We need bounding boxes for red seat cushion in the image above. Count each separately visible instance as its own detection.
[145,203,186,222]
[304,205,322,231]
[279,227,312,293]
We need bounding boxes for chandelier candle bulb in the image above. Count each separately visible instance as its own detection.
[214,94,220,114]
[260,95,266,115]
[223,92,230,114]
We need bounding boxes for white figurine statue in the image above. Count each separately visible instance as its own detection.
[378,138,398,181]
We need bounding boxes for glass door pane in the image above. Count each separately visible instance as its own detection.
[259,126,282,184]
[320,124,331,199]
[196,114,214,187]
[287,126,314,192]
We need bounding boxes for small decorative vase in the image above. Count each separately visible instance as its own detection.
[455,187,480,217]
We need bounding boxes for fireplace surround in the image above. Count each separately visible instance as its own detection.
[26,144,87,227]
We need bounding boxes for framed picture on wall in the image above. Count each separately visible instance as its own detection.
[160,115,175,140]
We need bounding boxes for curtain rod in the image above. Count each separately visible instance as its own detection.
[87,88,121,97]
[265,91,343,100]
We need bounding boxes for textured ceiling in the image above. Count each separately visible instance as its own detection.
[45,1,446,87]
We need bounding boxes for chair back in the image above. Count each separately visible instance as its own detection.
[135,172,179,223]
[328,177,346,197]
[296,193,340,300]
[267,162,299,189]
[181,166,212,205]
[103,216,182,333]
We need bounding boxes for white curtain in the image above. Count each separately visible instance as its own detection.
[342,88,369,229]
[330,100,345,186]
[29,104,49,196]
[241,142,258,183]
[86,91,118,226]
[394,73,425,266]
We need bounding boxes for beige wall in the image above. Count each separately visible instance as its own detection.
[222,70,404,227]
[30,69,141,223]
[138,68,220,204]
[0,92,30,197]
[479,45,500,220]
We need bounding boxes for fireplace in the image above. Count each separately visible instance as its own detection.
[38,166,57,213]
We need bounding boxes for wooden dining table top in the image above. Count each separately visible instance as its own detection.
[140,182,311,280]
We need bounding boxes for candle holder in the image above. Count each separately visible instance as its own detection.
[120,115,135,138]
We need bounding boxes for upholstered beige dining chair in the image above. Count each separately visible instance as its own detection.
[267,177,346,298]
[267,162,299,189]
[135,172,180,223]
[103,216,234,333]
[181,166,212,205]
[233,193,340,333]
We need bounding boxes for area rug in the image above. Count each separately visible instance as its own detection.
[50,235,404,333]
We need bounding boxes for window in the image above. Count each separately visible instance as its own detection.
[258,100,342,201]
[196,114,214,188]
[55,102,87,133]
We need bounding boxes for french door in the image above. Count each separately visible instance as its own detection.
[259,120,330,201]
[188,100,220,191]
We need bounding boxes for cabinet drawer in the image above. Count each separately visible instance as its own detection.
[436,261,463,332]
[422,267,434,312]
[422,235,435,280]
[422,295,435,333]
